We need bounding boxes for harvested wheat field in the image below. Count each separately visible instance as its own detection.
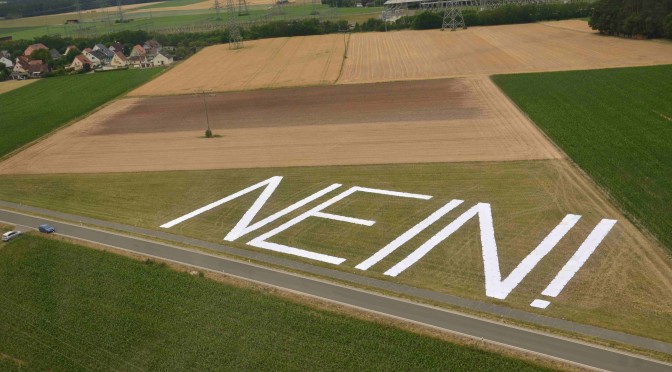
[0,79,36,95]
[339,21,672,84]
[129,34,346,96]
[0,77,561,174]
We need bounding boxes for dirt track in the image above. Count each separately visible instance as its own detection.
[0,77,561,174]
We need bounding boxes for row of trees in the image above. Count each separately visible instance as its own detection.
[589,0,672,38]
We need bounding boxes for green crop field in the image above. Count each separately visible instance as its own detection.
[492,65,672,252]
[0,161,670,342]
[138,0,206,9]
[0,5,382,40]
[0,68,162,159]
[0,234,551,371]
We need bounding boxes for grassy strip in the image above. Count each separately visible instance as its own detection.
[492,65,672,251]
[137,0,206,9]
[0,68,162,159]
[0,234,550,371]
[0,161,670,342]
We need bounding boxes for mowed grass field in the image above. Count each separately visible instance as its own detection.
[492,65,672,251]
[0,162,670,342]
[0,68,162,159]
[0,234,551,371]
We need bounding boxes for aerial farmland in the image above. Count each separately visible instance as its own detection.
[0,1,671,368]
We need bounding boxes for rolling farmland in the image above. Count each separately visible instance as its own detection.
[0,17,671,366]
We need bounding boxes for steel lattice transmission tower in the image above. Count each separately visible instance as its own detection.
[441,0,465,31]
[116,0,125,23]
[214,0,223,20]
[226,0,244,49]
[238,0,249,16]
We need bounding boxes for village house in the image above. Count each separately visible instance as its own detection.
[0,55,12,68]
[69,54,93,71]
[110,51,128,68]
[83,49,109,67]
[93,43,115,60]
[143,39,162,57]
[109,42,125,54]
[129,44,146,58]
[28,59,49,78]
[64,45,78,55]
[0,50,10,59]
[128,55,152,69]
[152,50,173,67]
[49,49,62,60]
[23,43,48,57]
[11,56,30,78]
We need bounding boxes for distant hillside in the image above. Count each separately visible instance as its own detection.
[0,0,160,18]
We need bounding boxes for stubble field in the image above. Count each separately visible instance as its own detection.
[338,22,672,83]
[129,34,346,96]
[129,20,672,97]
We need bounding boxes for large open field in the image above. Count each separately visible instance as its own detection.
[129,20,672,96]
[4,77,560,173]
[339,21,672,83]
[1,19,671,362]
[0,161,670,342]
[493,65,672,252]
[0,68,162,159]
[130,34,346,96]
[0,235,550,370]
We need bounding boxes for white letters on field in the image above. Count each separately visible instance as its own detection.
[160,176,617,305]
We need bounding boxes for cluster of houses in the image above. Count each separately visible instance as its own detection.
[1,39,173,80]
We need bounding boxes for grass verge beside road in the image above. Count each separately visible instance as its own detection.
[492,65,672,252]
[0,234,551,371]
[0,161,670,342]
[0,68,162,159]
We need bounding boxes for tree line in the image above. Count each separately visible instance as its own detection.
[589,0,672,38]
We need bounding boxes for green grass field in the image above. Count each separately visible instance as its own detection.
[0,5,382,40]
[138,0,206,9]
[0,234,551,371]
[492,65,672,252]
[0,68,162,159]
[0,161,670,342]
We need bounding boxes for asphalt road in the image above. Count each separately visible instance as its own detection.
[2,209,671,371]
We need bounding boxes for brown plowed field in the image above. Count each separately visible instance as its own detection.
[129,34,346,96]
[339,22,672,84]
[0,77,561,174]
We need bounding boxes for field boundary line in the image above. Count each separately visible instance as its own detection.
[335,33,351,83]
[489,73,669,255]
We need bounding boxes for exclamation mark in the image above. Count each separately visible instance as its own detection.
[530,219,618,309]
